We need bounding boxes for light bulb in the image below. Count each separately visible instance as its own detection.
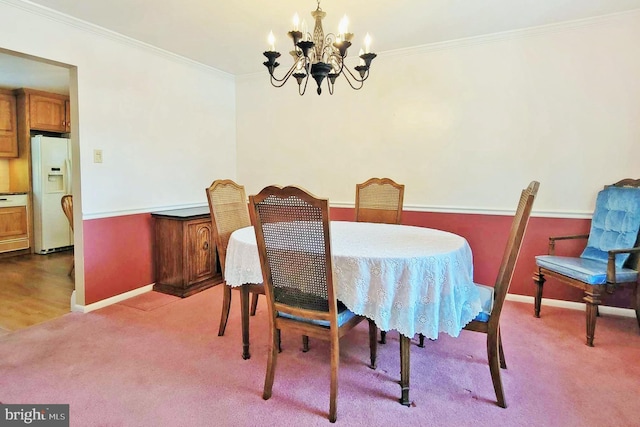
[268,31,275,51]
[293,13,299,31]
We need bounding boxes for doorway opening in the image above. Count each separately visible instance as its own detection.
[0,47,81,333]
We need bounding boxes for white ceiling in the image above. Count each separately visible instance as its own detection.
[17,0,640,76]
[2,0,640,93]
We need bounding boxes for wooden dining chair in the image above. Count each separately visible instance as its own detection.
[250,185,377,423]
[60,194,74,277]
[355,177,404,224]
[206,180,262,339]
[461,181,539,408]
[355,177,404,343]
[533,178,640,346]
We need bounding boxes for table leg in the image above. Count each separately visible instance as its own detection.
[241,285,251,360]
[399,334,411,406]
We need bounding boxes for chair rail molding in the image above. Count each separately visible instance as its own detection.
[331,201,592,219]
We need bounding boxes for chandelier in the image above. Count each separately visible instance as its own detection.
[263,0,377,95]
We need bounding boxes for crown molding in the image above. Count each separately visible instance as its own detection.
[238,8,640,77]
[0,0,234,81]
[381,8,640,60]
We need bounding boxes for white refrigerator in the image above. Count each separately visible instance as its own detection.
[31,135,73,254]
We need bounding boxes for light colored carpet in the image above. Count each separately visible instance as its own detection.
[0,284,638,426]
[116,291,180,311]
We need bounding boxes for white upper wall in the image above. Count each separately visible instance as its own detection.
[0,1,237,217]
[2,2,638,218]
[236,11,640,217]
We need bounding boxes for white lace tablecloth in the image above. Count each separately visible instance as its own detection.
[225,221,481,339]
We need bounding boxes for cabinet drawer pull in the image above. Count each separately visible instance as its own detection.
[203,241,209,250]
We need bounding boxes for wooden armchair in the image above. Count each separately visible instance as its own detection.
[250,185,377,423]
[533,178,640,346]
[355,177,404,343]
[206,180,262,356]
[60,194,74,276]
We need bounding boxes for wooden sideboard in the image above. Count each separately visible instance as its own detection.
[151,206,222,297]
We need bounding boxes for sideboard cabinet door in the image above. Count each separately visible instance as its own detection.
[185,219,215,286]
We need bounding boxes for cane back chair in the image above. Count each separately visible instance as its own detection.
[250,185,377,423]
[355,177,404,225]
[355,177,404,343]
[206,180,263,357]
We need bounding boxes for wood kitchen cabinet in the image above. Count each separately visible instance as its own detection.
[65,99,71,133]
[0,194,29,253]
[152,207,222,297]
[0,91,18,158]
[29,92,70,133]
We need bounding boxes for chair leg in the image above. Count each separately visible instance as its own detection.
[263,326,279,401]
[241,285,251,359]
[368,319,377,369]
[329,335,340,423]
[399,335,411,406]
[584,290,601,347]
[498,328,507,370]
[379,330,386,344]
[418,333,425,348]
[585,302,598,347]
[487,330,507,408]
[250,292,259,316]
[217,284,232,336]
[636,284,640,331]
[302,335,309,352]
[533,270,545,318]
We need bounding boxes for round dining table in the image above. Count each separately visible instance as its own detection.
[225,220,482,405]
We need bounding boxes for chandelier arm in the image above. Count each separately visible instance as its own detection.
[340,66,367,90]
[268,61,301,87]
[327,79,334,95]
[299,72,311,96]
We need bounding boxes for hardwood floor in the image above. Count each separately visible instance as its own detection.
[0,250,74,335]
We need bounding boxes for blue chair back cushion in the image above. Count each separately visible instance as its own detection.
[581,186,640,269]
[536,255,638,285]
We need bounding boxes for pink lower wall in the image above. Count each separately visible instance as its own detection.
[80,208,636,309]
[83,214,155,305]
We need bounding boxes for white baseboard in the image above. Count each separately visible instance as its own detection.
[68,288,635,318]
[506,294,637,318]
[70,284,154,313]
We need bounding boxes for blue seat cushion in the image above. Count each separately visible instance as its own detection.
[278,301,358,327]
[536,255,638,285]
[472,283,494,323]
[581,186,640,269]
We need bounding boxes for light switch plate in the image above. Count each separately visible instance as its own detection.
[93,149,103,163]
